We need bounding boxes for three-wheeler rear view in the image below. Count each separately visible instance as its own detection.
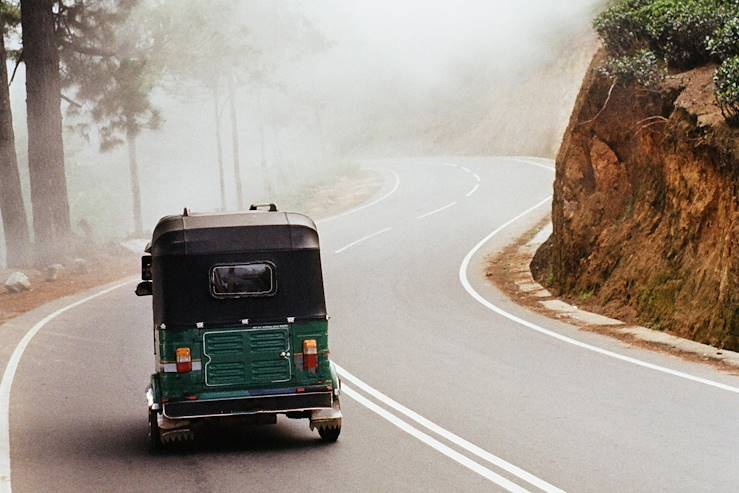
[136,204,342,448]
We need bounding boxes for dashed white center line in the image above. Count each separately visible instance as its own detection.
[334,227,392,254]
[472,173,481,182]
[466,183,480,197]
[417,201,457,219]
[460,166,471,173]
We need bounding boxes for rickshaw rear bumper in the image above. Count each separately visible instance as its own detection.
[161,391,334,419]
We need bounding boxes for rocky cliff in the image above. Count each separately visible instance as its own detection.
[532,49,739,350]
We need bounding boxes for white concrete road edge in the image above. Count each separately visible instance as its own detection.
[458,198,739,396]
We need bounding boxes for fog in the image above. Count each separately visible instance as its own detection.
[1,0,604,266]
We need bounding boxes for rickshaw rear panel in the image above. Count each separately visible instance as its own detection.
[139,208,342,446]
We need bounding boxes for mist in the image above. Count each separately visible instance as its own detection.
[0,0,603,267]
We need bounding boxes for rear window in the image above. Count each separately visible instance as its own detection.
[210,263,276,298]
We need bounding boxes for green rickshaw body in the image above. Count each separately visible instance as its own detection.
[139,208,341,445]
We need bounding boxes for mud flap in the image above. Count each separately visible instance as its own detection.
[158,415,195,444]
[309,395,342,431]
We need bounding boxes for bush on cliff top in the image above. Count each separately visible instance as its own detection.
[600,49,666,89]
[595,0,734,68]
[708,16,739,60]
[595,0,739,123]
[715,56,739,123]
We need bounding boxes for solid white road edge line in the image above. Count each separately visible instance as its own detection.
[334,227,392,254]
[509,158,555,173]
[316,168,401,225]
[337,365,565,493]
[466,183,480,197]
[458,197,739,395]
[0,279,136,493]
[417,201,457,219]
[341,385,533,493]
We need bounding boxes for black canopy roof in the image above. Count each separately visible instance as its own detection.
[149,211,320,256]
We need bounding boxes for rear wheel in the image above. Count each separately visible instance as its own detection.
[148,409,162,451]
[317,422,341,442]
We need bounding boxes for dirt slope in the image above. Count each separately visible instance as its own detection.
[533,48,739,350]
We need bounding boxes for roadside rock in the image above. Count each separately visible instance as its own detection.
[5,272,31,293]
[73,258,90,275]
[45,264,65,282]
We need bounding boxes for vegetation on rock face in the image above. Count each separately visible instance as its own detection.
[707,15,739,60]
[600,49,665,89]
[715,55,739,122]
[594,0,739,123]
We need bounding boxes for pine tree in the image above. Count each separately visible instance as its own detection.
[60,0,159,236]
[0,2,31,267]
[21,0,71,265]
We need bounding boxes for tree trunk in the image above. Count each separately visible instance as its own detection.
[0,32,31,267]
[126,128,143,236]
[212,83,226,211]
[227,74,244,210]
[21,0,71,265]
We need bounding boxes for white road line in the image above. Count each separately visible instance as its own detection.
[461,166,471,173]
[439,163,459,168]
[334,227,392,254]
[338,365,564,493]
[0,279,136,493]
[316,168,401,225]
[417,201,457,219]
[341,385,533,493]
[509,158,555,173]
[466,183,480,197]
[458,197,739,396]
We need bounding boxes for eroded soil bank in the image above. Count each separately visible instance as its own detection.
[532,49,739,350]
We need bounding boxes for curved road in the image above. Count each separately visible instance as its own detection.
[3,157,739,492]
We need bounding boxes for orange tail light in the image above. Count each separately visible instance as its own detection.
[303,339,318,373]
[176,347,192,373]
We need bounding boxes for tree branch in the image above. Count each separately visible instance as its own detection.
[60,93,83,108]
[8,51,22,86]
[59,38,116,57]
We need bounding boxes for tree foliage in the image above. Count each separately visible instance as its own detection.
[58,0,161,151]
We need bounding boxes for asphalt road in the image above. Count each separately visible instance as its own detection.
[3,157,739,493]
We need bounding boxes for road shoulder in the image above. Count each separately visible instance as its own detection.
[486,220,739,376]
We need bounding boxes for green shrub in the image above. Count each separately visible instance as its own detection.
[643,0,725,67]
[715,55,739,123]
[601,49,666,89]
[594,0,654,56]
[594,0,731,67]
[708,16,739,60]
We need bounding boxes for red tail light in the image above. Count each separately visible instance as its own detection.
[303,339,318,373]
[176,347,192,373]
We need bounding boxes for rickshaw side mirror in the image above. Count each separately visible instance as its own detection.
[135,281,153,297]
[141,256,152,280]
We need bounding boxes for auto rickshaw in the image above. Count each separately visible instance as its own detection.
[136,205,342,448]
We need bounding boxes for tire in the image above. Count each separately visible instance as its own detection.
[148,409,162,452]
[318,422,341,442]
